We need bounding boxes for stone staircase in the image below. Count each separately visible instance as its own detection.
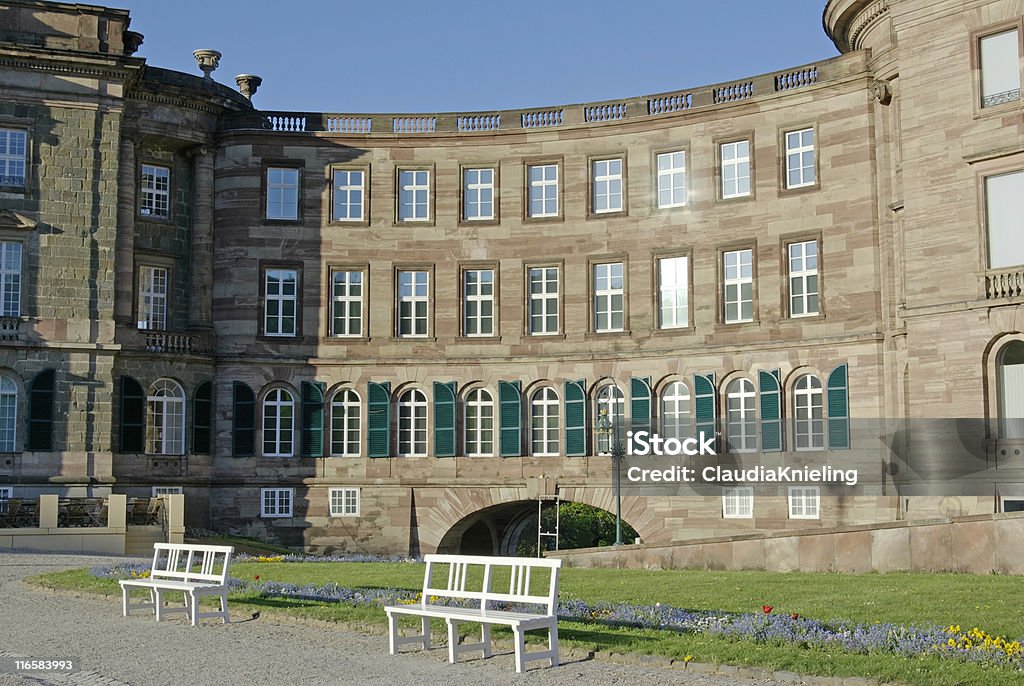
[124,525,164,556]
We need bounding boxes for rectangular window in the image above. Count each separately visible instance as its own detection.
[657,255,688,329]
[463,168,494,221]
[140,164,170,218]
[722,486,753,519]
[986,170,1024,269]
[788,240,819,317]
[331,270,363,337]
[656,151,686,208]
[785,128,815,188]
[398,169,429,221]
[981,29,1021,108]
[260,487,293,517]
[137,266,168,330]
[593,262,624,332]
[528,266,559,334]
[152,486,183,496]
[723,249,753,323]
[720,141,750,198]
[332,169,365,221]
[264,269,298,337]
[463,269,494,336]
[788,486,820,519]
[397,270,429,337]
[266,167,299,220]
[0,129,26,187]
[593,158,623,213]
[528,164,558,218]
[0,486,10,513]
[0,242,22,318]
[329,487,360,516]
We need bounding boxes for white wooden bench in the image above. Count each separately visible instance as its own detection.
[384,554,562,673]
[119,542,234,626]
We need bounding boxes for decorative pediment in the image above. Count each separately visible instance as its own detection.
[0,210,36,231]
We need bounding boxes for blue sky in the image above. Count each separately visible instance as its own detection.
[110,1,840,113]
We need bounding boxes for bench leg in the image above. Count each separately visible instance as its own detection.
[512,626,526,674]
[481,623,492,658]
[421,615,431,650]
[121,585,130,617]
[447,619,459,664]
[387,614,398,655]
[189,592,199,627]
[219,592,230,624]
[548,620,559,667]
[154,589,164,622]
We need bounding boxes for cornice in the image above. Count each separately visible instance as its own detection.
[823,0,890,53]
[0,47,141,83]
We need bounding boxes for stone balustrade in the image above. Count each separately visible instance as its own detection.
[986,268,1024,299]
[120,327,209,354]
[0,317,19,341]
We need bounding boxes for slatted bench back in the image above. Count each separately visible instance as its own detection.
[149,543,233,584]
[422,554,561,614]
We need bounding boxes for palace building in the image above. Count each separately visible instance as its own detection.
[1,0,1023,555]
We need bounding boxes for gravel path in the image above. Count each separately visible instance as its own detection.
[0,550,787,686]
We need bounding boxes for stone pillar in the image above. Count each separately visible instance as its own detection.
[189,146,214,328]
[107,494,127,530]
[39,494,59,529]
[114,137,136,324]
[167,493,185,543]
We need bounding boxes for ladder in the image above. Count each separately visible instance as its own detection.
[536,493,560,556]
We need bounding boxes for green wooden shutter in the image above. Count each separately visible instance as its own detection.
[499,380,522,457]
[301,381,326,457]
[27,369,55,451]
[827,364,850,450]
[232,382,256,456]
[120,376,145,453]
[759,370,782,452]
[193,381,212,455]
[367,381,391,458]
[630,377,652,435]
[564,380,586,456]
[694,373,716,451]
[433,381,457,457]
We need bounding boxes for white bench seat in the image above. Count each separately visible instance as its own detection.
[119,542,234,626]
[384,554,562,673]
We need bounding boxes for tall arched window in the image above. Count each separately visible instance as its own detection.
[999,341,1024,438]
[330,389,361,456]
[594,383,624,454]
[465,388,494,456]
[397,389,427,456]
[661,381,692,439]
[793,374,824,449]
[263,388,295,457]
[0,375,17,452]
[726,378,757,452]
[531,388,560,456]
[146,379,185,455]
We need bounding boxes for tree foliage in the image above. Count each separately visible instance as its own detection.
[516,501,639,556]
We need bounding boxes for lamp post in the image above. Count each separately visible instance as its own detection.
[595,408,624,546]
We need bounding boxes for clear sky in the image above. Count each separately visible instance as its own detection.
[108,0,840,114]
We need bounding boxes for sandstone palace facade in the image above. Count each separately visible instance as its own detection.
[1,0,1023,555]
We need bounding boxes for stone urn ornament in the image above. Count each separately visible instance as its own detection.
[193,49,221,79]
[235,74,262,102]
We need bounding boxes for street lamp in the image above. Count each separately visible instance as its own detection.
[595,408,624,546]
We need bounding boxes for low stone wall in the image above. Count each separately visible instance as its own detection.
[549,512,1024,574]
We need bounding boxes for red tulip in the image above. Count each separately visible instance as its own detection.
[255,575,260,580]
[762,605,773,614]
[791,613,799,620]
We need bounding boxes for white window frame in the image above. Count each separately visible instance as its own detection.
[397,389,428,457]
[463,269,494,337]
[262,388,295,457]
[261,487,293,518]
[788,240,819,317]
[722,486,754,519]
[137,265,168,331]
[266,167,299,220]
[140,164,170,218]
[593,262,625,333]
[0,241,22,318]
[397,270,429,337]
[793,374,824,450]
[784,128,815,189]
[530,387,560,457]
[0,128,27,188]
[726,378,757,453]
[1000,497,1024,513]
[980,28,1022,108]
[656,150,686,209]
[661,381,692,440]
[657,255,688,329]
[0,486,11,514]
[0,376,15,452]
[329,487,360,517]
[146,379,185,455]
[398,169,430,222]
[527,164,558,218]
[331,270,363,337]
[464,388,494,457]
[332,169,365,221]
[593,158,623,213]
[528,266,559,335]
[723,249,754,324]
[463,168,495,221]
[151,486,183,496]
[788,486,820,519]
[264,269,298,337]
[330,388,361,456]
[985,170,1024,270]
[720,141,750,199]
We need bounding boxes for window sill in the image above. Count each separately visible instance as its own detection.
[650,326,693,337]
[779,182,820,197]
[454,335,502,342]
[584,330,632,340]
[521,333,567,341]
[263,218,303,225]
[786,312,825,321]
[320,336,371,343]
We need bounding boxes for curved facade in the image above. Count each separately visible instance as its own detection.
[2,0,1023,555]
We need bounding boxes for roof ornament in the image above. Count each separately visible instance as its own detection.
[235,74,263,102]
[192,49,221,80]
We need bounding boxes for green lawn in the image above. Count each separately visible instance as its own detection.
[29,563,1024,686]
